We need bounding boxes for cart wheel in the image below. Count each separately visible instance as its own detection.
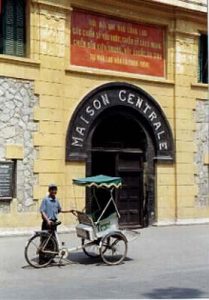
[24,232,58,268]
[100,232,128,265]
[81,238,101,258]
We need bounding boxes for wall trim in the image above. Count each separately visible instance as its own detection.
[0,55,40,67]
[66,65,175,86]
[154,218,209,226]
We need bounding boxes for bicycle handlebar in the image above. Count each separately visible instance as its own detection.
[71,209,78,216]
[51,220,61,227]
[70,209,83,216]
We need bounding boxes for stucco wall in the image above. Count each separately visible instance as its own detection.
[195,100,209,207]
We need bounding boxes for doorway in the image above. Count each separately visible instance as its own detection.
[88,109,148,228]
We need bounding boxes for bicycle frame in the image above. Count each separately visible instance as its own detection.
[53,230,99,255]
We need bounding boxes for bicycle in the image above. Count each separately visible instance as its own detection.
[24,175,140,268]
[25,221,66,268]
[25,216,128,268]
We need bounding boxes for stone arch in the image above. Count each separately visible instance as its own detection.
[66,82,175,162]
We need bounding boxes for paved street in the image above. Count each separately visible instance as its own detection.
[1,224,209,299]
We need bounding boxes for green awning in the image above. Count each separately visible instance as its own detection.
[73,174,122,188]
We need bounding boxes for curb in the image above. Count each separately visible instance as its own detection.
[0,225,76,237]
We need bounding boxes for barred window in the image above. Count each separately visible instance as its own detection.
[0,0,26,57]
[198,33,208,84]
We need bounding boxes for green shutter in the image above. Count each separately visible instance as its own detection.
[4,0,15,55]
[1,0,25,57]
[202,34,208,83]
[16,0,26,57]
[198,36,202,83]
[198,34,208,84]
[204,35,208,83]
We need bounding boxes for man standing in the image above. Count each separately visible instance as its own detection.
[40,183,72,230]
[40,184,61,230]
[39,184,72,265]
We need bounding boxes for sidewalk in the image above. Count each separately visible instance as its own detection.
[0,224,75,237]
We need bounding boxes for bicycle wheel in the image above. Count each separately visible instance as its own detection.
[100,232,128,265]
[82,238,101,258]
[24,232,58,268]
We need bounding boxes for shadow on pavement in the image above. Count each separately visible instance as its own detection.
[68,252,133,265]
[142,287,204,299]
[68,251,133,264]
[22,252,133,269]
[67,251,102,265]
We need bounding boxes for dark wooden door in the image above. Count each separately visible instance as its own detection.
[117,153,144,228]
[90,150,144,228]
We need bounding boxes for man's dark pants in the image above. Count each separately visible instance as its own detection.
[39,220,57,264]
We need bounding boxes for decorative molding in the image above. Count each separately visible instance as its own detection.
[168,28,200,38]
[171,30,200,37]
[0,55,40,68]
[148,0,207,13]
[191,82,208,89]
[66,65,175,86]
[31,0,73,12]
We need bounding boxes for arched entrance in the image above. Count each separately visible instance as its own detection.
[66,82,174,227]
[89,107,151,228]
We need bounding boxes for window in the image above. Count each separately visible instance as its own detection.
[0,0,26,57]
[198,33,208,84]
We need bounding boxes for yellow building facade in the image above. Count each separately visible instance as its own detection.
[0,0,208,231]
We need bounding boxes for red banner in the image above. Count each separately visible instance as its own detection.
[71,10,165,77]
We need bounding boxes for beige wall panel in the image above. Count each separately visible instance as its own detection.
[39,147,65,160]
[39,121,63,134]
[0,59,40,80]
[33,133,64,146]
[177,185,198,197]
[177,174,195,185]
[38,173,65,185]
[34,107,63,121]
[34,159,65,173]
[176,152,195,164]
[35,81,62,96]
[175,129,195,141]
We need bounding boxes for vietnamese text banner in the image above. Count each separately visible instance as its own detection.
[71,10,165,77]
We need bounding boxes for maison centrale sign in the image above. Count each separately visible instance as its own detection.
[66,83,174,162]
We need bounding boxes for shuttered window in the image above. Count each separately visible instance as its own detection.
[198,34,208,84]
[0,0,26,57]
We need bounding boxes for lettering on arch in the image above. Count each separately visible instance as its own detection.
[66,82,175,162]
